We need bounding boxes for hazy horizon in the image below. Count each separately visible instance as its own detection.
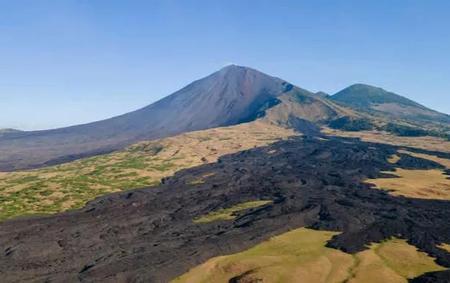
[1,0,450,130]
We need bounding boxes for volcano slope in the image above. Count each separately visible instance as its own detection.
[1,136,450,282]
[0,65,307,172]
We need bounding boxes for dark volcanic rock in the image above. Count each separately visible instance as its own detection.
[1,137,450,282]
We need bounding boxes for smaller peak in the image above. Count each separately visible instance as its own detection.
[332,83,423,109]
[340,83,389,96]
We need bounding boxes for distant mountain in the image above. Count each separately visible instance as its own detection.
[0,128,21,134]
[0,65,336,171]
[330,84,450,125]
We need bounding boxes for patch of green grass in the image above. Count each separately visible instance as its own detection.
[38,190,53,196]
[113,172,139,179]
[193,200,272,223]
[149,162,175,171]
[173,228,447,283]
[0,154,169,221]
[7,175,40,184]
[128,143,164,155]
[372,238,446,279]
[113,156,148,169]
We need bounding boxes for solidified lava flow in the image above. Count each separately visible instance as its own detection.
[1,136,450,282]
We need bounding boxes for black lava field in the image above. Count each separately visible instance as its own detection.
[1,136,450,282]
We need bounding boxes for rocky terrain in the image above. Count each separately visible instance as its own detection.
[1,135,450,282]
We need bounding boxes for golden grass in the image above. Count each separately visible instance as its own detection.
[437,243,450,253]
[172,228,446,283]
[370,149,450,200]
[0,121,296,221]
[350,248,405,283]
[193,200,272,223]
[172,228,354,283]
[322,128,450,153]
[370,238,446,279]
[366,168,450,200]
[387,154,401,164]
[398,150,450,169]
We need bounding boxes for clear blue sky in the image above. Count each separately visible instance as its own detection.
[1,0,449,130]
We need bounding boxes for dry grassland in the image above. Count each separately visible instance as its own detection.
[366,168,450,200]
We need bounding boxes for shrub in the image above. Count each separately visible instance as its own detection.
[383,123,428,137]
[328,117,374,131]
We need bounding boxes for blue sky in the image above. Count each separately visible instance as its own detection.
[1,0,449,130]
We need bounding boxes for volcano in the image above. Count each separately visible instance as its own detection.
[0,66,293,171]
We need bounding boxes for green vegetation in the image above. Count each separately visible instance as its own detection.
[383,123,429,137]
[193,200,272,223]
[0,149,172,221]
[383,123,450,140]
[328,116,374,131]
[370,238,446,279]
[0,122,295,222]
[331,84,421,109]
[329,119,449,140]
[173,228,446,283]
